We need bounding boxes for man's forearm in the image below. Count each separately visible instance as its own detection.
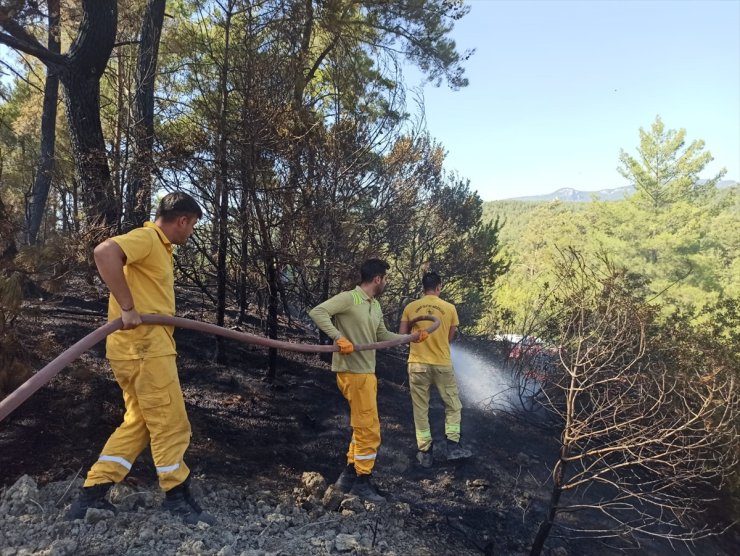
[377,321,403,342]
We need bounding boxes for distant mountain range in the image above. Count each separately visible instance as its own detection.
[506,180,738,202]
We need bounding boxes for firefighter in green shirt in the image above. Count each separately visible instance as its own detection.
[309,259,428,502]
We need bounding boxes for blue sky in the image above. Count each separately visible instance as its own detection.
[407,0,740,201]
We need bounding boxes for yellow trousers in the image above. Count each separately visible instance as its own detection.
[85,355,191,491]
[408,363,462,451]
[336,372,380,475]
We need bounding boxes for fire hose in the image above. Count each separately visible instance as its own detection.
[0,314,439,423]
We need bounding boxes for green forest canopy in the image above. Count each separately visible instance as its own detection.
[482,158,738,336]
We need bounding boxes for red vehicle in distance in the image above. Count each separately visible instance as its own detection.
[503,336,560,382]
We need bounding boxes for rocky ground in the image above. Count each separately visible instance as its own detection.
[1,286,738,556]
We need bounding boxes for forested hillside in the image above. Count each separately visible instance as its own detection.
[482,117,739,333]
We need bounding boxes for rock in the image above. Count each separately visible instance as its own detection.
[301,472,327,496]
[265,512,289,532]
[392,502,411,515]
[375,540,389,552]
[108,484,158,511]
[245,520,264,532]
[84,508,114,524]
[0,474,507,556]
[1,475,40,516]
[320,485,344,510]
[48,539,78,556]
[339,496,365,514]
[466,479,490,489]
[549,547,568,556]
[334,533,360,552]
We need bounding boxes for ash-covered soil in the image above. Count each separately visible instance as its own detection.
[1,289,737,556]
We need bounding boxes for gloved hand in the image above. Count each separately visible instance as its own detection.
[412,330,429,343]
[336,336,354,354]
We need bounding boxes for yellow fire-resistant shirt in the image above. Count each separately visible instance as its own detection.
[402,294,459,366]
[105,222,177,360]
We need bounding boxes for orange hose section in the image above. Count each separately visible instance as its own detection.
[0,314,439,423]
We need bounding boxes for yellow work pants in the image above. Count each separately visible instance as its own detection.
[336,372,380,475]
[408,363,462,451]
[85,355,191,491]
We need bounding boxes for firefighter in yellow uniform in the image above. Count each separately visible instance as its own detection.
[400,272,472,467]
[309,259,428,502]
[66,192,214,525]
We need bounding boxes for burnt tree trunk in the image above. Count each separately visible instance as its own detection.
[529,448,568,556]
[58,0,118,234]
[0,192,18,267]
[237,188,250,324]
[213,2,233,365]
[236,93,254,325]
[126,0,166,228]
[266,256,279,380]
[317,246,333,363]
[249,183,279,381]
[26,0,60,245]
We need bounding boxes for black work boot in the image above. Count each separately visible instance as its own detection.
[446,438,472,461]
[65,483,116,520]
[416,448,433,468]
[163,477,217,525]
[334,464,357,493]
[349,474,386,503]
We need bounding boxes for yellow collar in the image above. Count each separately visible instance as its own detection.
[144,221,173,251]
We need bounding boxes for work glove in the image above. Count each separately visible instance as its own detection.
[412,330,429,343]
[336,336,354,354]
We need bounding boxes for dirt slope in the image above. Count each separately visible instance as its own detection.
[1,291,737,555]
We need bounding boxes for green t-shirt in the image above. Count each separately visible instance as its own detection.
[309,286,402,373]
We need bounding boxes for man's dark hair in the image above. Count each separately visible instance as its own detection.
[422,272,442,292]
[155,191,203,222]
[360,258,389,283]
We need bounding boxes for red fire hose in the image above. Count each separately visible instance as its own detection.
[0,314,439,423]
